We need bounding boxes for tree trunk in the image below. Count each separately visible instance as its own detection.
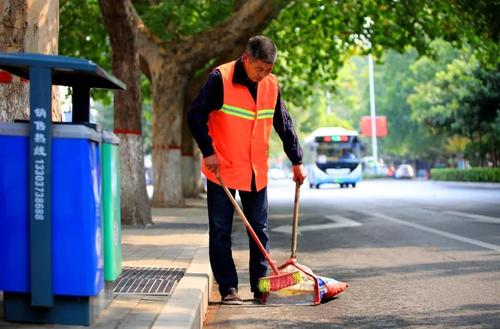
[182,80,205,198]
[150,65,187,206]
[0,0,60,122]
[118,135,152,224]
[0,0,29,122]
[181,71,209,198]
[99,0,152,225]
[181,106,200,198]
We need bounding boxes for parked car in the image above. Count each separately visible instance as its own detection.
[394,164,415,179]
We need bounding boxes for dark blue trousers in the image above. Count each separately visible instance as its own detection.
[206,179,269,297]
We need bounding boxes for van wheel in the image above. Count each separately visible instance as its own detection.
[315,184,321,189]
[351,183,356,188]
[309,183,314,189]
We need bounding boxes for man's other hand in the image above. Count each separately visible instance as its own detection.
[204,154,220,177]
[292,164,306,185]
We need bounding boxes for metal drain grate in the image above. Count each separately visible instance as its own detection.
[113,267,185,295]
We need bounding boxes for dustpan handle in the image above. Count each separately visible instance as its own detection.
[291,180,300,258]
[216,175,281,275]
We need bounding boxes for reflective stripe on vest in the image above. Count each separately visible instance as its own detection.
[220,104,275,120]
[202,60,279,191]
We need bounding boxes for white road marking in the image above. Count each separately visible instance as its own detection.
[270,213,305,219]
[373,213,500,252]
[444,211,500,224]
[271,215,361,235]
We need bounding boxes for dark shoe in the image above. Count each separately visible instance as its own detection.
[222,288,243,305]
[253,291,269,304]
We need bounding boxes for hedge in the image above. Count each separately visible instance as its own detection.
[430,168,500,182]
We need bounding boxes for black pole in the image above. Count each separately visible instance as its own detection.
[29,66,53,307]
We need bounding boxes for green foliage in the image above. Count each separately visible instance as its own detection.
[59,0,154,135]
[59,0,112,104]
[430,168,500,182]
[409,46,480,135]
[382,41,466,160]
[59,0,109,67]
[267,0,499,97]
[59,0,500,166]
[329,57,367,126]
[370,49,421,157]
[321,37,499,169]
[407,43,499,166]
[133,0,233,41]
[265,0,499,154]
[266,1,361,107]
[293,86,353,136]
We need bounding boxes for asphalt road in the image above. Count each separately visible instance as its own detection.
[204,179,500,329]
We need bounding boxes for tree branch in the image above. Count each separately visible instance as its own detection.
[126,0,163,72]
[176,0,288,71]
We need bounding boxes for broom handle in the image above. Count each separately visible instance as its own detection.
[216,176,281,275]
[291,180,300,258]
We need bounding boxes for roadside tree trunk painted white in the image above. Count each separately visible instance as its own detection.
[100,0,152,225]
[153,148,183,206]
[149,66,187,206]
[118,134,152,225]
[182,155,197,198]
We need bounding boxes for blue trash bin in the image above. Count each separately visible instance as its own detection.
[0,122,104,296]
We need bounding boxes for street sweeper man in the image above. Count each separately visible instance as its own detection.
[188,35,306,305]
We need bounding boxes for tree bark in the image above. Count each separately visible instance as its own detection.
[150,64,187,206]
[99,0,152,225]
[182,73,208,198]
[181,105,199,198]
[0,0,60,122]
[129,0,286,206]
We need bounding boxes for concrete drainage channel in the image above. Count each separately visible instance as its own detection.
[113,267,186,296]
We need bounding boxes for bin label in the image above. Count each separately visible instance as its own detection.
[32,107,48,221]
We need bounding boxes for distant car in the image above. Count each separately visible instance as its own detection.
[394,164,415,179]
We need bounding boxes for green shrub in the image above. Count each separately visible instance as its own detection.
[430,168,500,182]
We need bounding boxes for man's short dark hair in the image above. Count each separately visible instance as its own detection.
[245,35,277,64]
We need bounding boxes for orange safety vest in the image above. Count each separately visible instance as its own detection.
[202,60,279,191]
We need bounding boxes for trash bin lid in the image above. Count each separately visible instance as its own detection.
[0,52,125,90]
[0,122,101,143]
[103,131,120,145]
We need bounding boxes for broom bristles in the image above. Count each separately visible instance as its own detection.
[257,271,302,293]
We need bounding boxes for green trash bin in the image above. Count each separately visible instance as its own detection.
[101,131,122,281]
